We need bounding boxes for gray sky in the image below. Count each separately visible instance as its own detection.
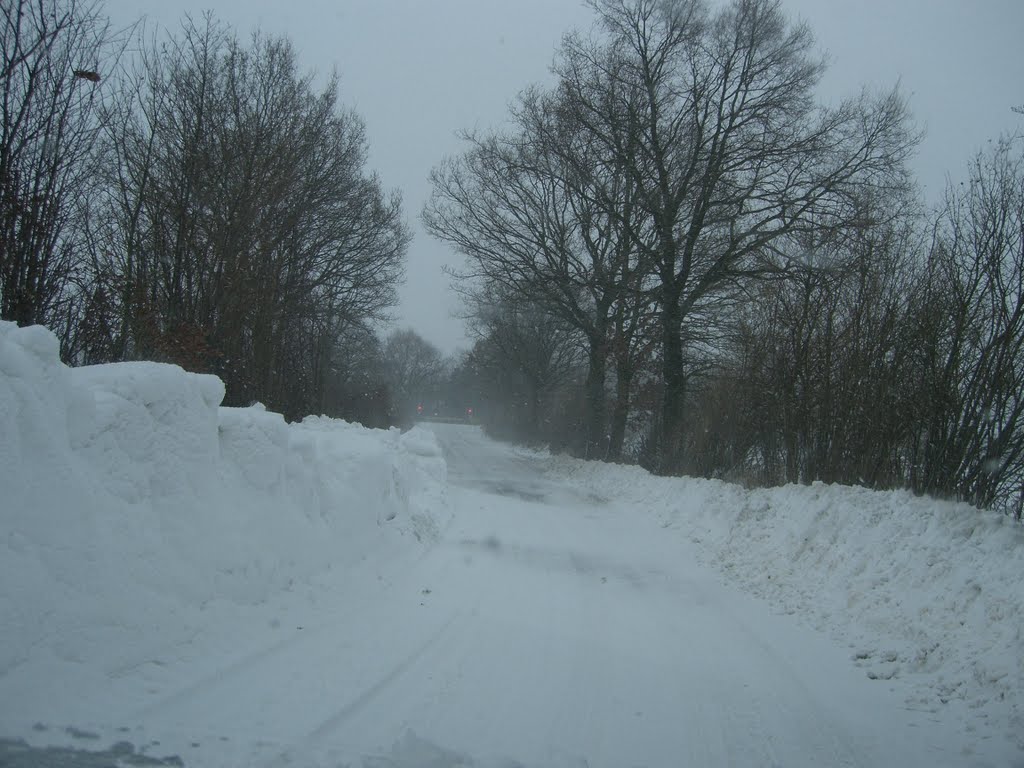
[103,0,1024,355]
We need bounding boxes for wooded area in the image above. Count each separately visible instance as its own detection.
[1,1,407,421]
[425,0,1024,518]
[3,0,1022,517]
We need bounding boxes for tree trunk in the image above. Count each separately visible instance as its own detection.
[659,298,686,474]
[527,377,542,439]
[582,334,608,459]
[608,360,634,461]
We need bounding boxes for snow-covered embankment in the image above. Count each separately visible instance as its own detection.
[543,451,1024,750]
[0,320,448,681]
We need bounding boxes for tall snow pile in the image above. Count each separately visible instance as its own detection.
[0,320,448,681]
[544,453,1024,749]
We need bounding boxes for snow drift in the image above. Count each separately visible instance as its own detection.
[542,451,1024,750]
[0,320,448,680]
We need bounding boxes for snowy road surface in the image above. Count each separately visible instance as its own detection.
[0,424,999,767]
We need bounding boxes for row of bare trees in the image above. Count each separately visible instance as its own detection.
[681,140,1024,516]
[1,1,408,419]
[426,0,914,471]
[427,0,1024,517]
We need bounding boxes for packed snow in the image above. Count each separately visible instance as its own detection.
[1,319,1021,766]
[536,451,1024,755]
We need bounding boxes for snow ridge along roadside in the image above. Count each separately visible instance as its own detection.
[536,448,1024,752]
[0,320,449,692]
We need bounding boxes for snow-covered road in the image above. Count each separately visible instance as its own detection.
[388,424,974,767]
[0,424,999,767]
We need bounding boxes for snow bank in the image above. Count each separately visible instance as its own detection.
[544,453,1024,749]
[0,321,448,678]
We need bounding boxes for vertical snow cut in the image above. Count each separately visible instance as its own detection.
[0,320,448,680]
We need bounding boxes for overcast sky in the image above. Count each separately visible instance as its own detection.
[102,0,1024,355]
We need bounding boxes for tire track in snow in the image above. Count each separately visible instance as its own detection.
[131,628,320,721]
[304,610,462,743]
[294,537,489,753]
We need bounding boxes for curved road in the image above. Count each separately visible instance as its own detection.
[2,424,980,767]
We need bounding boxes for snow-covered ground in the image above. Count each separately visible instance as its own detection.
[1,320,1021,766]
[539,452,1024,746]
[0,321,450,764]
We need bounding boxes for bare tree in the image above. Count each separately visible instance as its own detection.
[0,0,121,350]
[462,284,583,444]
[907,139,1024,514]
[318,321,394,428]
[570,0,917,472]
[714,190,922,487]
[424,71,652,459]
[85,16,408,417]
[381,328,446,423]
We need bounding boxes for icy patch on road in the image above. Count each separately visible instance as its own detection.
[541,452,1024,754]
[0,736,186,767]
